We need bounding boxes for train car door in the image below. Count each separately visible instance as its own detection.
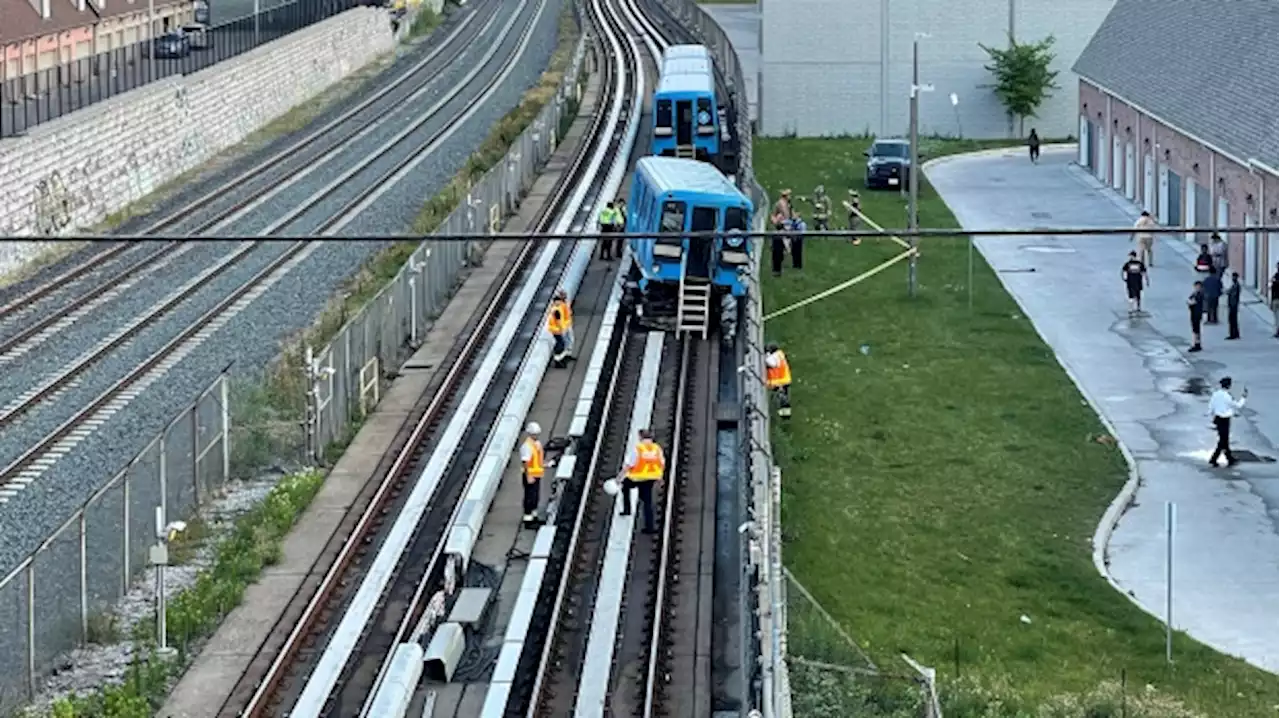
[688,206,717,278]
[677,100,695,147]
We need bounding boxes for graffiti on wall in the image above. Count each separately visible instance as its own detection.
[30,166,100,237]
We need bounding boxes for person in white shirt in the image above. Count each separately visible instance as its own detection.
[1132,211,1158,266]
[1207,377,1247,467]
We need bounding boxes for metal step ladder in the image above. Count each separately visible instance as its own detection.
[676,275,712,338]
[675,145,696,159]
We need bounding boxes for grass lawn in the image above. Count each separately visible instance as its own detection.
[754,136,1275,716]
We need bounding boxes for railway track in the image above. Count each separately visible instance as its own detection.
[0,0,556,514]
[221,4,637,715]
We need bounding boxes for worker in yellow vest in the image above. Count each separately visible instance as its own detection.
[764,343,792,418]
[598,202,619,260]
[519,422,545,524]
[620,428,665,534]
[547,289,575,366]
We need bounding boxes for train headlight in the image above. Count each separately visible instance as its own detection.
[697,110,712,126]
[724,235,745,248]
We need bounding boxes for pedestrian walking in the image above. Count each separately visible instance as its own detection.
[1121,250,1148,316]
[844,189,865,244]
[1209,233,1228,276]
[620,429,665,534]
[1207,377,1247,467]
[1226,272,1242,340]
[1187,280,1205,352]
[1132,211,1157,266]
[613,197,628,258]
[1270,266,1278,338]
[763,342,793,418]
[1202,271,1222,324]
[548,289,574,366]
[598,201,617,260]
[519,422,546,524]
[1028,128,1041,163]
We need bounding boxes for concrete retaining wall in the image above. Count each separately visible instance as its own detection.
[0,6,395,240]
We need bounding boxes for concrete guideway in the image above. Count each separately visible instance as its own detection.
[926,146,1279,673]
[157,63,607,718]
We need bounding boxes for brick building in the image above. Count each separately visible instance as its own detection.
[1073,0,1279,293]
[1,0,194,81]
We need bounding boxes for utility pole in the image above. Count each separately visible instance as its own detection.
[907,32,933,298]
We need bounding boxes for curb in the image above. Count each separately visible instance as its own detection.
[921,147,1155,617]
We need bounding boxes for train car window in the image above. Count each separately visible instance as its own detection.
[655,100,673,128]
[724,207,748,232]
[691,206,717,232]
[660,201,686,238]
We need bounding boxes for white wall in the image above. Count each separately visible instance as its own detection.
[759,0,1115,139]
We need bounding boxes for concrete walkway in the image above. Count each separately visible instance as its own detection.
[926,146,1279,673]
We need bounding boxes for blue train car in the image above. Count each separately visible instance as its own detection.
[626,157,753,322]
[652,49,721,166]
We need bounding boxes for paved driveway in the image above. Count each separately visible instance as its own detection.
[926,145,1279,673]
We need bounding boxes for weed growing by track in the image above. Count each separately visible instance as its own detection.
[37,469,322,718]
[407,3,444,38]
[754,136,1273,716]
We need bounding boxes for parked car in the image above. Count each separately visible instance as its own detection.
[183,25,210,50]
[863,138,923,190]
[153,32,191,59]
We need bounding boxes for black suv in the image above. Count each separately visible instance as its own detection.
[864,139,916,190]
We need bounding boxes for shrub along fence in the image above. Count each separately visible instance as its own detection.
[301,33,589,461]
[0,372,231,713]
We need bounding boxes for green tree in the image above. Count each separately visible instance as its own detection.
[979,34,1060,136]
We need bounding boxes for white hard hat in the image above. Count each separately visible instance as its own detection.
[526,422,541,435]
[603,478,620,496]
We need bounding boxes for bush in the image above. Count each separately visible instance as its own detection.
[49,469,324,717]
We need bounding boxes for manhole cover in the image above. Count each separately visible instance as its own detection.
[1031,211,1053,219]
[1232,450,1276,463]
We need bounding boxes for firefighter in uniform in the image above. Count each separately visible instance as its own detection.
[548,289,574,366]
[519,422,545,524]
[598,202,619,260]
[764,343,792,418]
[843,190,863,245]
[621,429,665,534]
[810,185,831,233]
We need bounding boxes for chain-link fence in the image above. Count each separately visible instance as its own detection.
[0,372,229,713]
[0,0,367,139]
[302,33,590,461]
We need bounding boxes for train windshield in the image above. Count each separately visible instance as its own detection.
[724,207,748,232]
[691,206,718,232]
[659,200,686,244]
[655,100,673,130]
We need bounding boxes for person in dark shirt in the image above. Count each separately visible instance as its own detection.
[1194,244,1214,273]
[1202,271,1223,324]
[1121,251,1148,316]
[1226,272,1242,340]
[1270,267,1278,338]
[1028,129,1041,163]
[1187,281,1205,352]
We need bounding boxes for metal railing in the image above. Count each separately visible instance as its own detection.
[0,370,230,713]
[301,32,590,461]
[1,0,366,139]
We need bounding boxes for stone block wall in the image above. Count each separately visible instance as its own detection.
[0,6,395,239]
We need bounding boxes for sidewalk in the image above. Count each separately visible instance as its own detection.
[926,146,1279,673]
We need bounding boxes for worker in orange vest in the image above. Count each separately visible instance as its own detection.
[519,422,545,524]
[620,428,665,534]
[548,289,575,367]
[764,343,792,418]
